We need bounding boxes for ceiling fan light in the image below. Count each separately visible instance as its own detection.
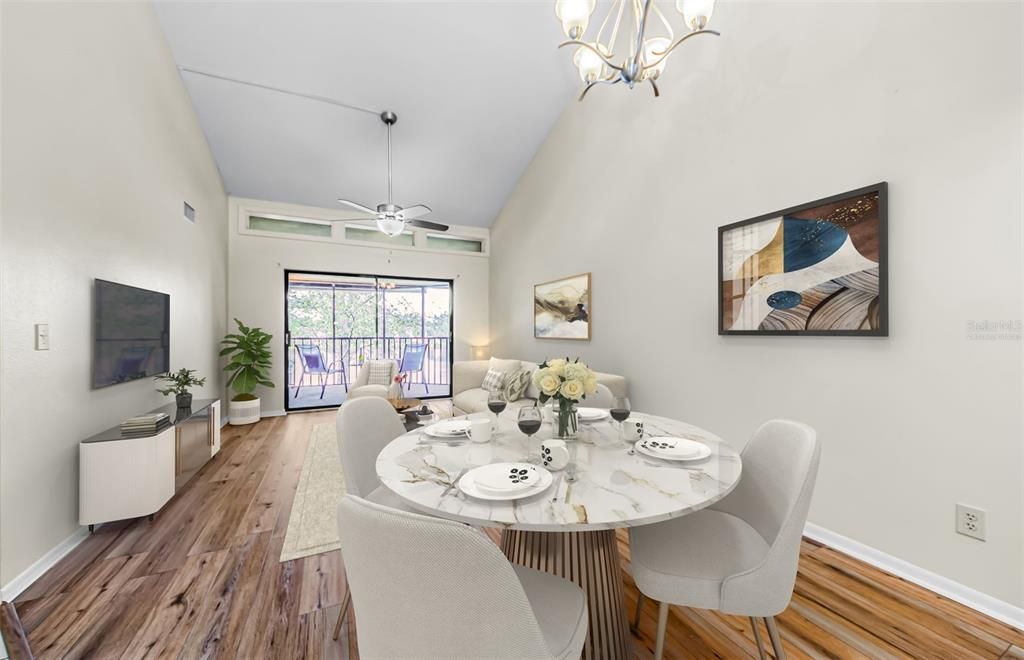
[376,216,405,237]
[573,44,607,83]
[555,0,596,39]
[641,37,672,80]
[676,0,715,31]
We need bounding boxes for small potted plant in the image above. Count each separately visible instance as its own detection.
[221,318,274,425]
[155,368,206,409]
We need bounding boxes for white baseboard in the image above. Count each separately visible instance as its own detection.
[804,522,1024,630]
[1,527,89,601]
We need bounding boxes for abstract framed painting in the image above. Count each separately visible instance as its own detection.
[534,272,591,340]
[718,183,888,336]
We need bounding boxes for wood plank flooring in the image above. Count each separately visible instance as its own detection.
[14,411,1024,659]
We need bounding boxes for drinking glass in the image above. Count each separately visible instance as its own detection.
[610,396,631,436]
[517,406,543,463]
[487,390,507,436]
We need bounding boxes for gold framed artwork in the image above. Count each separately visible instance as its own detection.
[534,273,591,340]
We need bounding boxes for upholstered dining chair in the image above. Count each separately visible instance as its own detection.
[586,383,615,409]
[332,396,413,641]
[337,494,588,659]
[628,419,820,660]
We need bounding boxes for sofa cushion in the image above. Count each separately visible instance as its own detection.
[488,357,522,374]
[453,388,537,415]
[503,368,532,401]
[481,368,506,394]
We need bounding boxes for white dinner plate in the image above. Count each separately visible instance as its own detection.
[635,437,712,462]
[470,462,541,494]
[458,464,554,501]
[576,407,610,422]
[424,420,472,437]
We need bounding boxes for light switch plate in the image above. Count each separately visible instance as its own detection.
[35,323,50,350]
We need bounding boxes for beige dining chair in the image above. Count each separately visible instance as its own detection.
[332,396,415,641]
[628,419,821,660]
[337,494,588,659]
[585,383,615,408]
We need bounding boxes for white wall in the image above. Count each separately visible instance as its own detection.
[490,2,1023,606]
[0,2,228,587]
[228,198,489,415]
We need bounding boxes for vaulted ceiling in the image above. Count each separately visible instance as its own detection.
[153,1,578,228]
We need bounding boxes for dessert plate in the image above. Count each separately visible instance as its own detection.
[635,437,712,462]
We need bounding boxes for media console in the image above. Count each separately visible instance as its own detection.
[79,399,221,531]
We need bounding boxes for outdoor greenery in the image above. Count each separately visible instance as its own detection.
[220,318,274,401]
[154,368,206,397]
[286,287,451,340]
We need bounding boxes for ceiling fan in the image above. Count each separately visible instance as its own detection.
[335,111,449,237]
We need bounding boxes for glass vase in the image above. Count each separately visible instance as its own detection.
[554,399,579,439]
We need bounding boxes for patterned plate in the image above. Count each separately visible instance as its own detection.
[635,437,712,462]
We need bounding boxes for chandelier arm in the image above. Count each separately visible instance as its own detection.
[640,29,721,72]
[558,40,625,72]
[651,3,675,41]
[578,77,620,102]
[608,0,626,55]
[649,77,660,97]
[631,0,655,68]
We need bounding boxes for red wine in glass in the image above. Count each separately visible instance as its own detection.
[610,396,631,423]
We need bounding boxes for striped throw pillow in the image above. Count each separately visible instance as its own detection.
[367,361,393,386]
[503,369,531,402]
[481,368,506,394]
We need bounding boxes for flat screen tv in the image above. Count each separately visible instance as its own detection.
[93,279,170,389]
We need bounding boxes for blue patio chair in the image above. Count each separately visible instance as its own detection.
[398,343,429,395]
[294,344,348,399]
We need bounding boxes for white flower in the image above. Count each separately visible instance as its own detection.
[583,374,598,395]
[536,371,562,396]
[546,358,567,377]
[560,379,585,400]
[563,362,586,381]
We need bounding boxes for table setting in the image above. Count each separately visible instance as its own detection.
[374,358,743,660]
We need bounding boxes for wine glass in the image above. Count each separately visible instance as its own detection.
[517,406,543,463]
[610,396,631,437]
[487,390,507,436]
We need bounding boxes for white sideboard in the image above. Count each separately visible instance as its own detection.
[79,399,221,530]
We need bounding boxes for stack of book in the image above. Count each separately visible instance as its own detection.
[120,413,171,438]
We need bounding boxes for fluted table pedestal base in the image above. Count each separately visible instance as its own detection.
[500,529,632,660]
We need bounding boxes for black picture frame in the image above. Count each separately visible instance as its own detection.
[718,182,888,336]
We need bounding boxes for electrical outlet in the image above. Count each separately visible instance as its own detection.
[956,504,986,541]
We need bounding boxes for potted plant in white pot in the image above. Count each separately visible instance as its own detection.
[154,368,206,409]
[221,318,274,425]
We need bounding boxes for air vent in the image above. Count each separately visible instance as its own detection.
[183,202,196,223]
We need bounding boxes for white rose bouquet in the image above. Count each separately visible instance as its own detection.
[532,357,598,437]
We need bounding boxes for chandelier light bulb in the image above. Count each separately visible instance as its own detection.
[555,0,596,39]
[677,0,715,31]
[573,44,606,83]
[641,37,672,80]
[376,217,405,237]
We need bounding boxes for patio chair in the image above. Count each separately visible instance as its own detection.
[293,344,348,399]
[398,343,429,395]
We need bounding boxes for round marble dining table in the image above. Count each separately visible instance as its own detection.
[376,411,743,660]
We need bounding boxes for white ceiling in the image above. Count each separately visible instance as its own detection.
[153,1,578,228]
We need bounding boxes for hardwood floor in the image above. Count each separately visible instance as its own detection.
[14,412,1024,659]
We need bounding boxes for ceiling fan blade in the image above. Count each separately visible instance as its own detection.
[398,204,432,220]
[336,198,377,215]
[407,219,449,232]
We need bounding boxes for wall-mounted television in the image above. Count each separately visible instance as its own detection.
[92,279,170,389]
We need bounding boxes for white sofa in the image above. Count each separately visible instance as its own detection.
[452,358,628,416]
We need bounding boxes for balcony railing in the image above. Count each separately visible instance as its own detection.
[289,336,451,390]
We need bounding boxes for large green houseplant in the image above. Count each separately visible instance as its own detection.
[220,318,274,425]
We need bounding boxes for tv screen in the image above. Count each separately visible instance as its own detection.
[93,279,169,389]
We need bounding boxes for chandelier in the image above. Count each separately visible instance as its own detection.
[554,0,718,100]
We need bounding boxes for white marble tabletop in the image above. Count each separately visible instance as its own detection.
[375,412,742,532]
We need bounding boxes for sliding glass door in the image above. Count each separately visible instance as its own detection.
[284,270,453,411]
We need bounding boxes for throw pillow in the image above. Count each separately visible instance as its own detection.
[488,357,521,375]
[481,368,506,394]
[367,361,393,386]
[503,368,531,402]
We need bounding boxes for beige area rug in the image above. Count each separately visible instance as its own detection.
[280,422,345,562]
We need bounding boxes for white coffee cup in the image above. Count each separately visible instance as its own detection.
[621,419,644,441]
[541,439,570,470]
[469,411,498,432]
[467,417,492,443]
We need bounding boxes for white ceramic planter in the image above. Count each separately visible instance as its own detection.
[228,397,261,425]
